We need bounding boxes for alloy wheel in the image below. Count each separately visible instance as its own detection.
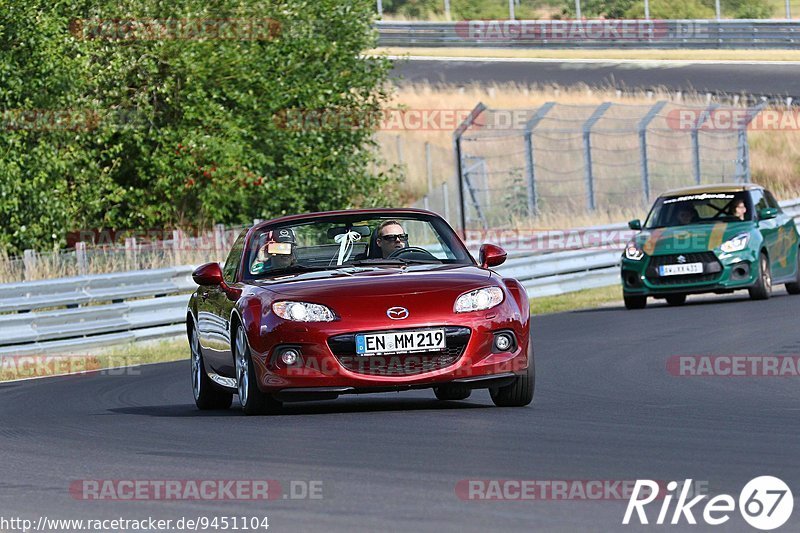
[235,326,249,407]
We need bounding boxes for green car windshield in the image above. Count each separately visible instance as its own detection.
[645,192,754,229]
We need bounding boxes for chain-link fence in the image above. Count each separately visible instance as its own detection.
[376,132,463,226]
[453,101,762,231]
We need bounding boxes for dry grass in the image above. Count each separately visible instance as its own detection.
[531,284,622,315]
[373,47,800,62]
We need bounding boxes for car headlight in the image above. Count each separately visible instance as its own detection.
[625,240,645,261]
[720,233,750,253]
[454,287,504,313]
[272,301,336,322]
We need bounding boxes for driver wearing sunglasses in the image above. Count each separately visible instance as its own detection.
[375,220,409,258]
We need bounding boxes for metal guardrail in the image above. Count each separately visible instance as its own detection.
[1,197,799,354]
[376,20,800,49]
[0,267,193,356]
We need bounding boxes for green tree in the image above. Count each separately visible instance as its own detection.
[0,0,397,255]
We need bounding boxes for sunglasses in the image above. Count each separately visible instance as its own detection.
[379,233,408,242]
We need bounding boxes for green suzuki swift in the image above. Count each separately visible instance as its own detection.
[621,184,800,309]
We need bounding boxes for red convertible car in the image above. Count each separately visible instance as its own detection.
[187,209,533,415]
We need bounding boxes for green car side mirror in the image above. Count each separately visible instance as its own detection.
[758,207,778,220]
[628,219,642,230]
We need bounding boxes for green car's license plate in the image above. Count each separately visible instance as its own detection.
[659,263,703,276]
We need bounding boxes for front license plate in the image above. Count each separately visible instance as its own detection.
[658,262,703,276]
[356,329,446,355]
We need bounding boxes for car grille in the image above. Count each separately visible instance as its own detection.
[646,252,722,286]
[328,326,470,376]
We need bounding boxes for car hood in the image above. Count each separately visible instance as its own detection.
[248,264,496,320]
[633,222,755,255]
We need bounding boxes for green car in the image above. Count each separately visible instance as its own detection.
[621,184,800,309]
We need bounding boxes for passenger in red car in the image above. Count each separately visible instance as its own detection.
[250,228,296,274]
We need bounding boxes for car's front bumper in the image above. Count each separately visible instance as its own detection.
[621,248,759,296]
[248,311,531,394]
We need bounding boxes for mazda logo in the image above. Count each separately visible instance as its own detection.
[677,255,687,264]
[386,307,409,320]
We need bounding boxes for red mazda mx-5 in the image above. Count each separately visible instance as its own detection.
[186,208,534,415]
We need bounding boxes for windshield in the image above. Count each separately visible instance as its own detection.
[243,214,473,279]
[645,192,753,229]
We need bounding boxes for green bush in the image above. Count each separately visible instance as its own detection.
[0,0,397,255]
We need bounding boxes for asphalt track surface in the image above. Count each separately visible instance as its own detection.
[393,58,800,97]
[2,290,799,532]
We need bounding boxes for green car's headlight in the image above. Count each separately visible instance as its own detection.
[273,301,336,322]
[455,287,504,313]
[625,240,645,261]
[720,233,750,253]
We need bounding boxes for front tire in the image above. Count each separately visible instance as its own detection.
[434,384,471,401]
[490,343,535,407]
[624,294,647,310]
[235,325,282,416]
[190,324,232,410]
[748,253,772,300]
[665,294,687,306]
[785,248,800,295]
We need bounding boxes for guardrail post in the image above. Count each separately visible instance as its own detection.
[582,102,612,211]
[453,102,487,236]
[638,101,667,206]
[442,181,450,222]
[172,229,183,266]
[214,224,225,258]
[524,102,555,217]
[23,249,37,281]
[735,102,765,183]
[692,104,719,185]
[424,141,433,211]
[75,242,88,276]
[124,237,137,270]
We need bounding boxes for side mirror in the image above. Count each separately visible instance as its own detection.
[479,244,507,269]
[759,207,778,220]
[192,262,224,286]
[628,219,642,230]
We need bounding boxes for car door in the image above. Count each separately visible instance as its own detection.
[764,189,799,280]
[752,189,779,272]
[203,230,247,376]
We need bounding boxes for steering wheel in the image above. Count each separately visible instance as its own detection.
[388,246,438,261]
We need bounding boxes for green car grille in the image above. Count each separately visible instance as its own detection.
[646,252,723,286]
